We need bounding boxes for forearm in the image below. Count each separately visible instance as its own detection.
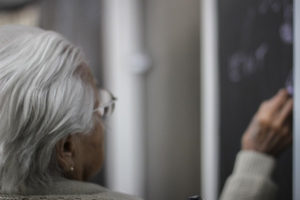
[220,151,277,200]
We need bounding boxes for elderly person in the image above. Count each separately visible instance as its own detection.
[0,25,293,200]
[0,25,141,200]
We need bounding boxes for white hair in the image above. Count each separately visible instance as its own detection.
[0,25,95,193]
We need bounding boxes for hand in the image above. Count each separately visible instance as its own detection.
[242,89,293,156]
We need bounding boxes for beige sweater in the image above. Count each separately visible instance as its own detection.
[220,151,277,200]
[0,178,142,200]
[0,151,275,200]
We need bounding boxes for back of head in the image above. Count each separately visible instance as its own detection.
[0,25,95,194]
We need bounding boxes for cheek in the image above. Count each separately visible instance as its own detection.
[90,122,105,166]
[94,121,104,149]
[81,122,105,180]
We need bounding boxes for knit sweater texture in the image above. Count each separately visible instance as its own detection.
[220,151,277,200]
[0,178,142,200]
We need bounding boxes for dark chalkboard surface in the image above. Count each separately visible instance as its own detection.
[218,0,293,199]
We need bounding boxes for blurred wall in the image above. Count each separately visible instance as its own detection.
[40,0,103,85]
[0,3,40,26]
[144,0,201,199]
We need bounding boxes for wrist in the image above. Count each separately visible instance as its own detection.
[234,150,276,177]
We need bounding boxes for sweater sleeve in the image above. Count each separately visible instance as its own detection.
[219,151,277,200]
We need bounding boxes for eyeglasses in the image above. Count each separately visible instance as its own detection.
[94,89,117,119]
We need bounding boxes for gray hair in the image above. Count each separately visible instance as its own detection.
[0,25,95,193]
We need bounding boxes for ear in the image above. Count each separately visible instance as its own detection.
[55,135,77,173]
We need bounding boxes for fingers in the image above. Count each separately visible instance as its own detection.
[242,89,293,156]
[267,89,289,115]
[260,89,293,125]
[275,98,293,126]
[270,119,293,156]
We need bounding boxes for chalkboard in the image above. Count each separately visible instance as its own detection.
[218,0,293,199]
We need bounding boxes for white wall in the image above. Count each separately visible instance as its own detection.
[145,0,201,199]
[102,0,201,199]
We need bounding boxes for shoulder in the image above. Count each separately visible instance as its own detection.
[0,191,143,200]
[0,179,143,200]
[54,179,143,199]
[0,192,142,200]
[94,190,143,200]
